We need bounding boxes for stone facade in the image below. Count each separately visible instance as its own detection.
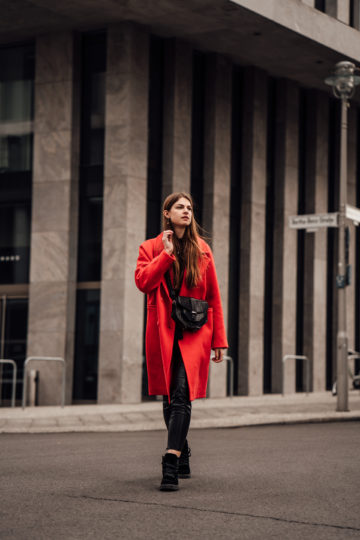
[28,33,80,405]
[1,0,359,405]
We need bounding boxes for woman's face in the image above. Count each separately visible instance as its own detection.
[164,197,192,228]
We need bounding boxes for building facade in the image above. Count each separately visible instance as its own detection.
[1,0,360,405]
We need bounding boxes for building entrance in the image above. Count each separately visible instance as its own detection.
[0,294,28,405]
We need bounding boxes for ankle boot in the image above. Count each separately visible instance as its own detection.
[160,453,179,491]
[178,440,191,478]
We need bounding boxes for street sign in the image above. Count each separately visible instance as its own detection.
[346,204,360,226]
[289,212,339,230]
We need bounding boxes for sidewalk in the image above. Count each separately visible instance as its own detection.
[0,391,359,434]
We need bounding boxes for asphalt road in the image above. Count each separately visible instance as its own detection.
[1,423,359,540]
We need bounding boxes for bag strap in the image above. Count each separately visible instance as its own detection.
[165,271,177,300]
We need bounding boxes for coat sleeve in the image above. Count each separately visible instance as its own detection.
[205,249,229,349]
[135,240,176,294]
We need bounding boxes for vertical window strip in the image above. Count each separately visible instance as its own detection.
[190,50,206,227]
[228,65,243,395]
[77,32,106,283]
[355,108,360,376]
[326,99,340,390]
[142,35,165,399]
[263,78,276,394]
[296,89,307,391]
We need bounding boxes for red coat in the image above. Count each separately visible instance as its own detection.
[135,233,228,401]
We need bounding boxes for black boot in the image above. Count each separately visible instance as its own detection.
[160,453,179,491]
[178,440,191,478]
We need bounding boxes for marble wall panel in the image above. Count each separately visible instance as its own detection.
[30,232,69,283]
[272,81,299,394]
[337,0,350,23]
[102,178,127,230]
[101,228,127,282]
[28,32,80,405]
[98,23,148,404]
[35,33,73,84]
[162,39,192,197]
[32,181,70,232]
[305,92,329,391]
[35,81,73,133]
[99,279,125,333]
[33,131,72,182]
[238,67,267,396]
[28,281,68,333]
[202,54,232,398]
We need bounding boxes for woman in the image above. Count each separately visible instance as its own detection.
[135,192,228,491]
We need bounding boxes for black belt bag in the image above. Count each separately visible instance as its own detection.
[165,271,208,332]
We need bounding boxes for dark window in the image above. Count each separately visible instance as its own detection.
[77,32,106,283]
[227,66,243,396]
[0,297,28,403]
[315,0,326,12]
[0,43,34,284]
[73,289,100,402]
[296,89,307,390]
[326,99,340,390]
[350,0,360,29]
[355,108,360,376]
[146,36,164,241]
[142,36,165,399]
[263,78,277,394]
[190,51,206,227]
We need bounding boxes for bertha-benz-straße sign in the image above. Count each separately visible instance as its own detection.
[289,212,339,230]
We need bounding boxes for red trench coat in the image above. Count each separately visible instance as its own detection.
[135,233,228,402]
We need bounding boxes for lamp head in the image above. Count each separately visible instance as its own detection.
[325,61,360,99]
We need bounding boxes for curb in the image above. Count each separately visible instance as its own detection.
[0,411,359,434]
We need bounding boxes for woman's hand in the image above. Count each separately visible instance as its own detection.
[162,229,174,255]
[212,348,225,363]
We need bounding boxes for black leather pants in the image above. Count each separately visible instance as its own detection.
[162,339,192,451]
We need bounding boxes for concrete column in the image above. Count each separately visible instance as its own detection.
[162,39,192,198]
[97,23,149,404]
[271,80,299,394]
[347,109,357,353]
[311,93,329,392]
[325,0,337,17]
[201,55,232,398]
[238,67,267,396]
[337,0,350,24]
[302,0,315,7]
[301,92,329,392]
[28,33,80,405]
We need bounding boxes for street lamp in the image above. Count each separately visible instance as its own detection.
[325,61,360,412]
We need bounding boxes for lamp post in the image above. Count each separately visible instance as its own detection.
[325,61,360,412]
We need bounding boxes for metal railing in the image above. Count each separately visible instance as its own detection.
[22,357,66,409]
[0,359,17,407]
[224,355,234,398]
[332,350,360,395]
[282,355,310,396]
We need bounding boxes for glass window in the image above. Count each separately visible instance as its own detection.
[190,51,206,227]
[73,289,100,402]
[0,43,34,285]
[0,297,28,404]
[315,0,326,12]
[77,32,106,283]
[350,0,360,29]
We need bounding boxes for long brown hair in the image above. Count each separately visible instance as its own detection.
[162,192,203,289]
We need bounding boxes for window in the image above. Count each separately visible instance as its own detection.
[315,0,326,13]
[0,43,34,285]
[77,32,106,283]
[350,0,360,29]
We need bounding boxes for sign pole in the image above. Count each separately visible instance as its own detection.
[336,97,349,412]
